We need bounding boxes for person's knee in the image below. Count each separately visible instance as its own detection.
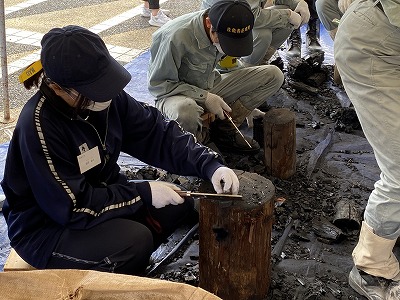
[114,224,154,275]
[267,65,285,87]
[315,0,329,16]
[254,28,272,44]
[136,225,155,253]
[175,103,203,134]
[243,29,273,65]
[315,0,339,30]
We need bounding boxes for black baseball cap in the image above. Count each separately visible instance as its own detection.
[41,25,131,102]
[208,0,254,57]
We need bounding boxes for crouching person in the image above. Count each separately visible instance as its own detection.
[148,0,284,155]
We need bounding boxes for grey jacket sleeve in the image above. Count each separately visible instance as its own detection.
[148,31,209,104]
[275,0,302,10]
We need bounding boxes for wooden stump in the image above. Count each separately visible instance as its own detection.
[198,171,275,300]
[264,108,296,179]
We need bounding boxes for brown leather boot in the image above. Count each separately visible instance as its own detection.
[209,100,260,155]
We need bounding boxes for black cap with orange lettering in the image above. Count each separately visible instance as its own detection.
[209,0,255,57]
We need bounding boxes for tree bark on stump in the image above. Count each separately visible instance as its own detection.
[264,108,296,179]
[198,171,275,300]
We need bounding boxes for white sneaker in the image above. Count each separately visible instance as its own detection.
[141,6,170,18]
[148,10,171,27]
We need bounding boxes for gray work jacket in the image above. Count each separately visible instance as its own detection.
[148,10,224,105]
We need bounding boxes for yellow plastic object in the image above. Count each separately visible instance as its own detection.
[218,56,238,69]
[19,60,42,83]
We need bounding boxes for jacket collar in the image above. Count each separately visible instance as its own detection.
[193,10,213,50]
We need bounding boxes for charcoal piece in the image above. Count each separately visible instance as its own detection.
[287,57,313,80]
[312,216,343,242]
[333,199,362,231]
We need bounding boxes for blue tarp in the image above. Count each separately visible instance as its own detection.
[0,142,8,197]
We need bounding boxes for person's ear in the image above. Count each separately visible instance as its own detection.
[205,17,212,30]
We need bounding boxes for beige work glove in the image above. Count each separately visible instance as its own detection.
[204,92,231,120]
[211,167,240,194]
[338,0,353,13]
[294,1,310,25]
[149,181,184,209]
[288,10,302,29]
[246,108,265,128]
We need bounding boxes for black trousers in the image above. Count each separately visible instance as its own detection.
[46,200,197,275]
[143,0,160,9]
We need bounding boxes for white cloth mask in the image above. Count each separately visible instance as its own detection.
[213,43,225,55]
[87,100,112,111]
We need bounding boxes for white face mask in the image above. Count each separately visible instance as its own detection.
[213,42,225,55]
[87,100,112,111]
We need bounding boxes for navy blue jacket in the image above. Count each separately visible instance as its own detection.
[1,85,223,268]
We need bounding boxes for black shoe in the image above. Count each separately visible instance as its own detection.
[307,35,321,51]
[306,18,322,52]
[287,42,301,58]
[287,29,301,58]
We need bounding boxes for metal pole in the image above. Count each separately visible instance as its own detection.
[0,0,11,123]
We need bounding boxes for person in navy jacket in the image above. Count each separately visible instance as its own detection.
[1,25,239,275]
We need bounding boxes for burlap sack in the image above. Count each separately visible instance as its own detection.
[0,269,221,300]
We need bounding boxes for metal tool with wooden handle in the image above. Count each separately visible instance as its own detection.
[176,190,243,200]
[223,110,252,149]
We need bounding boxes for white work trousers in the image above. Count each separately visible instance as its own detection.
[335,0,400,239]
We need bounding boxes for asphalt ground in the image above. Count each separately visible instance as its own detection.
[0,0,202,142]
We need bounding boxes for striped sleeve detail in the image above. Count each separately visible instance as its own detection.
[35,97,77,206]
[73,196,141,216]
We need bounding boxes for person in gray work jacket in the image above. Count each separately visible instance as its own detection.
[335,1,400,299]
[201,0,310,65]
[148,0,285,155]
[1,25,239,275]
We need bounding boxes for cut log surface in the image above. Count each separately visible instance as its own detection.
[198,171,275,300]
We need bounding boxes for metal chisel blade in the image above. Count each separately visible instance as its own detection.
[223,110,252,149]
[176,190,243,200]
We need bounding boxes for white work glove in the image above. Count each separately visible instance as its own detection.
[338,0,353,13]
[246,108,265,128]
[149,181,184,209]
[211,167,240,195]
[204,92,231,120]
[288,10,302,29]
[294,1,310,25]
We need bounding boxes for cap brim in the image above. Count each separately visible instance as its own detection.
[218,32,253,57]
[73,58,131,102]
